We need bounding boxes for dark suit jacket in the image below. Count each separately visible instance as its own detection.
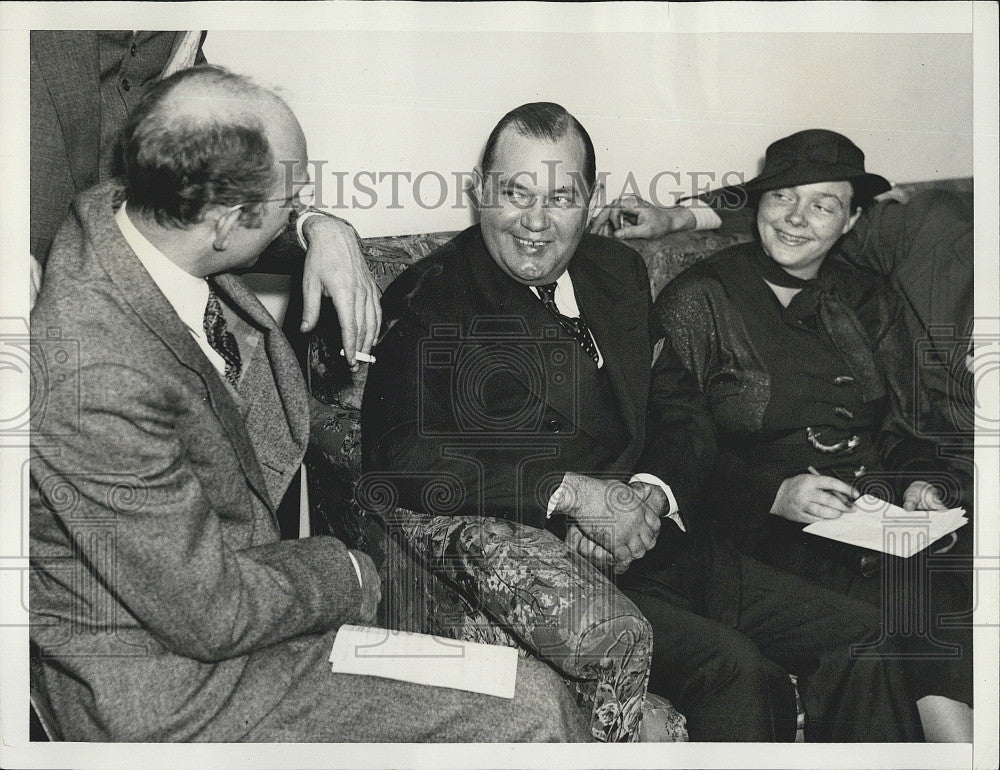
[361,225,713,534]
[839,190,975,508]
[30,183,366,741]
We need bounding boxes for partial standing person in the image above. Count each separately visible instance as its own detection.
[29,30,379,363]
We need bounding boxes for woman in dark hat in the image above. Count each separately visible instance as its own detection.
[645,129,972,741]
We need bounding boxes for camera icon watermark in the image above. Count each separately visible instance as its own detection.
[0,320,81,438]
[912,321,999,441]
[356,471,468,517]
[30,470,151,658]
[418,317,579,437]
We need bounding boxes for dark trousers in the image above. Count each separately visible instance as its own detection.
[621,544,922,742]
[752,522,974,707]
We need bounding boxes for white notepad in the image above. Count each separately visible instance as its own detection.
[328,625,518,699]
[803,494,967,558]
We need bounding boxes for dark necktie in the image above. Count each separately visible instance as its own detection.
[537,282,600,365]
[203,286,242,387]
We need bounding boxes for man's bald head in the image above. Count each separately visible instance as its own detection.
[119,65,299,228]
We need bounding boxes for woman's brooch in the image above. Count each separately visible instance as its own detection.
[806,427,860,454]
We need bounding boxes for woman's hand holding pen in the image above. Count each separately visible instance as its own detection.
[770,468,860,525]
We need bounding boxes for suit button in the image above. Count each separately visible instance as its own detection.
[130,43,138,56]
[121,78,131,91]
[546,419,562,433]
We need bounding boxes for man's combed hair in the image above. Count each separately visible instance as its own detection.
[480,102,597,193]
[118,65,276,227]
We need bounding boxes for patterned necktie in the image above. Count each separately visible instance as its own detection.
[203,286,242,387]
[537,282,600,365]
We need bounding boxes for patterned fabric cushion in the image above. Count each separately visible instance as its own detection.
[633,231,752,302]
[641,692,690,742]
[382,509,684,743]
[364,231,459,292]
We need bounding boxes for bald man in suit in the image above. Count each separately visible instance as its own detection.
[29,30,378,361]
[30,65,590,742]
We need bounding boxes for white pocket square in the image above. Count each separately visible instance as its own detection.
[652,338,664,367]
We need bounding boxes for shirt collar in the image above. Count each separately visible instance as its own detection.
[533,270,581,318]
[115,201,210,336]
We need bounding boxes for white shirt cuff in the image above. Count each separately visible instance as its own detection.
[545,479,568,519]
[545,474,685,532]
[346,550,364,589]
[680,200,722,231]
[629,473,686,532]
[295,210,326,250]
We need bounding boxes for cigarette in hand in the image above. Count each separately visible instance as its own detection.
[340,349,376,364]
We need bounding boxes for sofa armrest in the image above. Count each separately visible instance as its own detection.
[386,509,658,742]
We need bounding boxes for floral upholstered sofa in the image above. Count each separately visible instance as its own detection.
[302,178,971,743]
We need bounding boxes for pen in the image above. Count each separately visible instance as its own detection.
[807,466,856,507]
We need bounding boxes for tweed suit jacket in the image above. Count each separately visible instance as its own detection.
[30,183,366,741]
[361,225,714,533]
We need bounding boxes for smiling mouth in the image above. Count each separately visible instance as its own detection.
[514,235,550,250]
[773,229,811,246]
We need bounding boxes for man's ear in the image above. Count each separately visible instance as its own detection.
[470,167,484,210]
[211,206,244,252]
[587,182,605,224]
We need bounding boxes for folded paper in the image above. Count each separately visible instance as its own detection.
[329,624,518,698]
[803,494,967,558]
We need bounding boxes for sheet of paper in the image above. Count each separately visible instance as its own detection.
[328,624,518,699]
[803,495,967,558]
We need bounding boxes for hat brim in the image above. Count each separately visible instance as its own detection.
[744,167,892,202]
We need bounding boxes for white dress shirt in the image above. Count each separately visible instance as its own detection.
[115,202,228,379]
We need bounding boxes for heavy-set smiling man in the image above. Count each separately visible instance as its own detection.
[364,102,667,564]
[363,104,922,742]
[476,120,599,286]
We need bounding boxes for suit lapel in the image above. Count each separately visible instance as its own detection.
[213,273,311,505]
[84,186,274,511]
[465,229,582,427]
[569,240,649,455]
[32,32,100,193]
[465,228,648,451]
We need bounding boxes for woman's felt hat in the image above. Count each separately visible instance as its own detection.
[744,129,891,201]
